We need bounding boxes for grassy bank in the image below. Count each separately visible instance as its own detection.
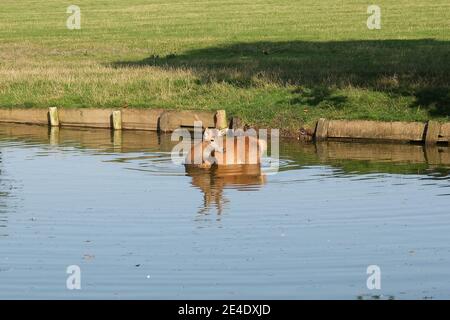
[0,0,449,130]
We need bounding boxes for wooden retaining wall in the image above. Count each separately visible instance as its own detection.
[315,119,450,145]
[0,108,223,132]
[0,108,449,145]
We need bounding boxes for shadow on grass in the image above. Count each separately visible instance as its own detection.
[111,39,450,116]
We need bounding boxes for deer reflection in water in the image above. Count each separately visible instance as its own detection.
[185,164,266,215]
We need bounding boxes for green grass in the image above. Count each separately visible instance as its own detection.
[0,0,449,131]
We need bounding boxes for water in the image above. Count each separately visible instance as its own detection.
[0,123,449,300]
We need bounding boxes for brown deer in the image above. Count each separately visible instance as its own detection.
[185,128,267,168]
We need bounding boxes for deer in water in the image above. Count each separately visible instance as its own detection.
[185,128,267,169]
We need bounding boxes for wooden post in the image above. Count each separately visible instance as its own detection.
[112,110,122,130]
[315,118,329,141]
[48,107,59,127]
[425,120,440,145]
[215,110,228,129]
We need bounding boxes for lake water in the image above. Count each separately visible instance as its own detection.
[0,123,449,299]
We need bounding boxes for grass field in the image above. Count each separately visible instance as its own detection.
[1,0,449,131]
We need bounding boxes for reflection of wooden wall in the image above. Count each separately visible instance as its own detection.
[0,123,49,144]
[425,145,450,165]
[315,141,450,165]
[0,123,177,153]
[316,119,450,145]
[1,123,450,166]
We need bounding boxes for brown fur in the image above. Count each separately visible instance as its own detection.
[185,135,266,168]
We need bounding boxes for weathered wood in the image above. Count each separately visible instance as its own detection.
[326,120,425,142]
[0,108,449,145]
[159,110,216,132]
[48,107,60,127]
[315,118,329,141]
[121,109,163,131]
[58,108,113,128]
[215,110,228,129]
[425,120,441,145]
[439,123,450,143]
[112,110,122,130]
[0,108,48,125]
